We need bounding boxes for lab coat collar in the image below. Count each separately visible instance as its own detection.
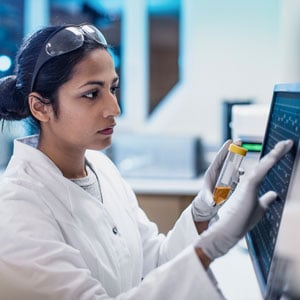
[10,135,101,216]
[13,134,63,176]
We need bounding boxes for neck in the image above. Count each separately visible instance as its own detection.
[38,138,87,179]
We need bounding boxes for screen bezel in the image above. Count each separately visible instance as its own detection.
[246,83,300,299]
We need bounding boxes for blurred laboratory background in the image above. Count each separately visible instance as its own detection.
[1,1,300,298]
[1,0,300,234]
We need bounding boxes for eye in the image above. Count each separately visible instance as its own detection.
[111,85,120,95]
[82,90,99,99]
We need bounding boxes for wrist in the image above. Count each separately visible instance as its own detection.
[194,246,211,269]
[194,220,209,234]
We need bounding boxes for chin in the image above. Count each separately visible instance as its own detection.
[90,138,112,151]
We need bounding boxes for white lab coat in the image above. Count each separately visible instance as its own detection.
[0,135,222,300]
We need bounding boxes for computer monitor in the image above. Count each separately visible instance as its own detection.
[246,83,300,299]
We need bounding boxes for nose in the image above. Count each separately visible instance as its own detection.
[103,94,121,118]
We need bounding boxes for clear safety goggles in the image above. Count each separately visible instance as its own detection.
[30,24,107,91]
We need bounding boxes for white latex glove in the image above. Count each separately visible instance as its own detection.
[192,139,235,222]
[195,139,293,261]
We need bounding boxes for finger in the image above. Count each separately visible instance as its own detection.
[204,140,232,187]
[209,139,232,172]
[259,191,277,209]
[246,191,277,233]
[253,140,293,182]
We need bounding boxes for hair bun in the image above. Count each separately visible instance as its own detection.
[0,75,29,120]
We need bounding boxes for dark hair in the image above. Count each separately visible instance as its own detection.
[0,24,108,130]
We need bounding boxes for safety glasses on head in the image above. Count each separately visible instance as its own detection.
[30,24,107,92]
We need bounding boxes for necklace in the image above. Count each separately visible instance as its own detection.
[71,161,103,203]
[85,160,103,203]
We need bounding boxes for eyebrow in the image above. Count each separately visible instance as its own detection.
[79,76,119,88]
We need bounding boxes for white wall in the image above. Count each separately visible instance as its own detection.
[143,0,282,146]
[278,0,300,82]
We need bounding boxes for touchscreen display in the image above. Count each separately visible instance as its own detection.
[246,91,300,293]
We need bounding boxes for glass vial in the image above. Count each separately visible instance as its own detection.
[213,143,248,205]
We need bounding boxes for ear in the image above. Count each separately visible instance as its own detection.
[28,93,52,122]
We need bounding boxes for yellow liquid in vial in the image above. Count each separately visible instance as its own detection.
[213,186,231,205]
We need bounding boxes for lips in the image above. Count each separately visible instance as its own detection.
[99,127,114,135]
[98,124,116,135]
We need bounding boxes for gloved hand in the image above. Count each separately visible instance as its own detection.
[192,139,238,222]
[195,139,293,261]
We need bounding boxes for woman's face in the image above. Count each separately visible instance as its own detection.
[44,48,120,152]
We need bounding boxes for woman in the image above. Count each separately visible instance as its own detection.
[0,23,293,299]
